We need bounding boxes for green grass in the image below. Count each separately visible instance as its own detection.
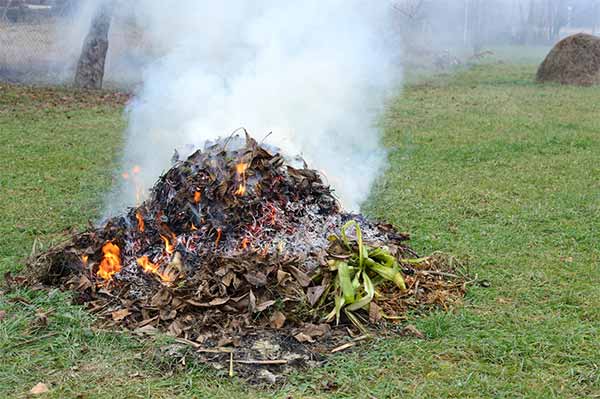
[1,63,599,398]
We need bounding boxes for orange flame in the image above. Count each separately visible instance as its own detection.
[137,256,172,282]
[191,222,198,231]
[236,162,249,174]
[81,255,89,267]
[137,256,160,274]
[234,184,246,196]
[97,242,121,280]
[241,237,250,250]
[160,234,175,254]
[215,227,222,248]
[194,191,201,204]
[136,211,145,233]
[234,162,249,196]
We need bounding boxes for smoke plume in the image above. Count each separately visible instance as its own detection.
[105,0,401,216]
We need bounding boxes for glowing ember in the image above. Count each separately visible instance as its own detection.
[132,165,141,174]
[121,172,129,180]
[97,242,121,280]
[194,191,201,204]
[191,222,198,231]
[234,162,249,196]
[136,211,145,232]
[160,234,176,254]
[81,255,88,266]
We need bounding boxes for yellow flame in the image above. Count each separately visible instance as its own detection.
[136,211,145,233]
[234,162,249,196]
[137,256,173,282]
[160,234,175,254]
[137,256,159,274]
[97,242,121,280]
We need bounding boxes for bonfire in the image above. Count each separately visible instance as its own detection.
[22,133,466,380]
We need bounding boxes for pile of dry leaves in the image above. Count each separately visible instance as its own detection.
[21,133,468,382]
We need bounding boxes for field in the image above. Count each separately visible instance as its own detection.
[1,62,599,398]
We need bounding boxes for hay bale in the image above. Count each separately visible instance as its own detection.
[537,33,600,86]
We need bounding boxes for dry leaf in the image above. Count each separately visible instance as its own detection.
[167,320,184,337]
[218,336,233,347]
[369,302,382,323]
[255,300,276,312]
[32,309,50,328]
[293,332,314,343]
[300,323,330,338]
[186,297,229,308]
[244,271,267,287]
[248,290,256,312]
[0,310,6,321]
[269,311,286,329]
[76,275,92,291]
[111,309,131,321]
[276,269,291,285]
[134,325,158,335]
[29,382,49,395]
[286,265,312,287]
[402,324,425,339]
[159,309,177,321]
[222,271,235,287]
[151,288,172,307]
[306,285,325,306]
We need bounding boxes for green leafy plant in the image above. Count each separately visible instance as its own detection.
[324,220,409,333]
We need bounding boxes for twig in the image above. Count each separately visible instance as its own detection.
[235,359,287,365]
[222,127,247,150]
[175,337,201,348]
[331,334,370,353]
[259,131,273,145]
[13,332,59,348]
[331,342,355,353]
[418,270,461,279]
[196,347,233,354]
[229,352,234,378]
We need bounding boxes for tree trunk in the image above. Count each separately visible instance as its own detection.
[74,3,112,89]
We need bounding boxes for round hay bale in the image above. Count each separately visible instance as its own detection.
[536,33,600,86]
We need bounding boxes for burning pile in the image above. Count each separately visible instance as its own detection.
[25,133,465,371]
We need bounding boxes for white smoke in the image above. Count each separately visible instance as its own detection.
[104,0,401,215]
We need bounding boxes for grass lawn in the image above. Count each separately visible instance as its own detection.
[1,63,599,398]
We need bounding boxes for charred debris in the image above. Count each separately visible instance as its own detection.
[21,133,468,381]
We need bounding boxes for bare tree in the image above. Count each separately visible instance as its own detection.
[74,2,112,89]
[392,0,429,33]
